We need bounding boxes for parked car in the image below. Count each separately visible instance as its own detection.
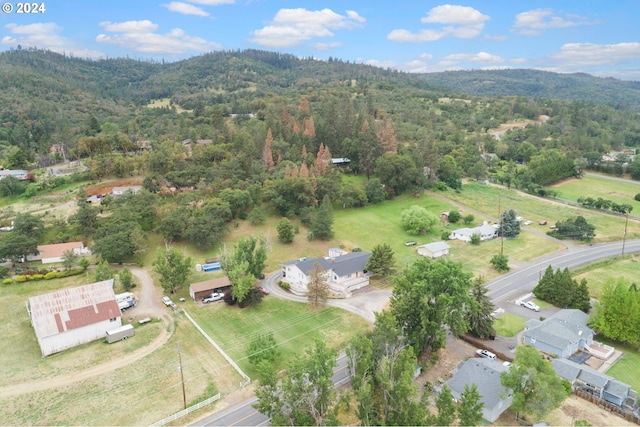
[258,286,269,295]
[162,296,173,306]
[521,300,540,312]
[203,292,224,303]
[523,220,533,225]
[476,349,497,360]
[539,220,548,225]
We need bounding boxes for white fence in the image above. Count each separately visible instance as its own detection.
[148,393,221,427]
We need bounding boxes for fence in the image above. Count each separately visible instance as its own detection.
[148,393,221,427]
[574,389,640,425]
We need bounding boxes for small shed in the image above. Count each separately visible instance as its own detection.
[189,277,231,301]
[417,241,451,259]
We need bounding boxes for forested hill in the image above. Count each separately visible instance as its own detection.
[421,69,640,111]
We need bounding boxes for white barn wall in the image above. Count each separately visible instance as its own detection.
[39,318,122,357]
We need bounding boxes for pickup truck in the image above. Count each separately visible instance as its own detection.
[162,296,173,306]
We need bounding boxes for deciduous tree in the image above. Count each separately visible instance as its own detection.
[400,205,438,235]
[589,278,640,343]
[276,218,295,243]
[152,246,192,294]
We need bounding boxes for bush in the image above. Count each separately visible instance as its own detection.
[635,193,640,202]
[441,231,450,240]
[470,234,481,245]
[3,278,13,284]
[15,275,27,282]
[447,210,461,223]
[278,281,290,291]
[44,271,58,280]
[27,274,45,281]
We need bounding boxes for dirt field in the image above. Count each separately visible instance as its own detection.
[418,335,636,426]
[85,177,143,195]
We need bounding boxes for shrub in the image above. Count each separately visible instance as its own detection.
[470,234,481,245]
[441,231,450,240]
[278,281,290,291]
[635,193,640,202]
[15,275,27,282]
[28,274,45,281]
[3,278,13,285]
[45,271,58,280]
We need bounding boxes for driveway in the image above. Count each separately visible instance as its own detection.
[262,270,391,324]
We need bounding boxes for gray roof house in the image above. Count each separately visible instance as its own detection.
[417,241,450,259]
[552,358,632,407]
[445,357,513,422]
[523,309,594,358]
[280,251,372,298]
[449,222,498,243]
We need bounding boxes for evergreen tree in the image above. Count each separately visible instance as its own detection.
[276,218,295,243]
[309,195,334,240]
[433,384,456,426]
[498,209,521,238]
[119,267,134,292]
[307,262,329,309]
[467,278,496,339]
[366,243,396,277]
[458,383,484,426]
[94,260,114,282]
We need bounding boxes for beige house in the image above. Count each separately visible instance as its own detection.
[417,241,451,258]
[35,241,90,264]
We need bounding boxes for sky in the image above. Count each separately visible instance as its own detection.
[1,1,639,80]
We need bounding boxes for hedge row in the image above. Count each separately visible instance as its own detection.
[7,269,84,284]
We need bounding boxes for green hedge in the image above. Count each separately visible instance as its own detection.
[13,269,84,283]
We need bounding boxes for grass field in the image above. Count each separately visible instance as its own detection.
[606,342,640,393]
[494,312,527,337]
[550,174,640,208]
[573,253,640,298]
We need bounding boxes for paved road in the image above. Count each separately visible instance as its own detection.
[193,239,640,426]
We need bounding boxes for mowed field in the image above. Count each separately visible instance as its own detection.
[550,174,640,208]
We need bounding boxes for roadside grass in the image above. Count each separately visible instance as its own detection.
[550,175,640,208]
[187,297,370,379]
[493,312,527,337]
[0,314,237,426]
[572,254,640,299]
[441,181,640,242]
[605,342,640,393]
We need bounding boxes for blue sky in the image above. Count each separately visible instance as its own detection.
[1,1,639,80]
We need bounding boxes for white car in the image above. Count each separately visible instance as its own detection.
[162,296,173,306]
[523,220,533,225]
[476,349,496,360]
[203,292,224,303]
[521,300,540,312]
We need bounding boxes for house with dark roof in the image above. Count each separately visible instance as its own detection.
[189,277,231,301]
[280,251,372,297]
[445,357,513,422]
[27,279,121,356]
[552,358,634,407]
[523,309,594,358]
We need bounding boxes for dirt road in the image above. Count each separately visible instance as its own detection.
[0,267,172,399]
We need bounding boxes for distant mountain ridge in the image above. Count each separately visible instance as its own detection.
[420,69,640,111]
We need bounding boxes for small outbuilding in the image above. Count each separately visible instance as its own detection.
[36,241,90,264]
[417,241,451,259]
[27,279,121,357]
[189,277,231,301]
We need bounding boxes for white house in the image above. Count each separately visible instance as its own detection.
[445,357,513,422]
[417,241,451,258]
[35,241,90,264]
[111,186,142,196]
[27,279,121,357]
[280,251,372,298]
[449,222,498,243]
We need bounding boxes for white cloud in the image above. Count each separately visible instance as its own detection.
[250,8,366,48]
[513,9,595,36]
[548,42,640,68]
[164,2,209,16]
[389,4,489,43]
[312,42,342,51]
[2,22,105,58]
[363,58,397,69]
[96,20,221,55]
[442,51,503,63]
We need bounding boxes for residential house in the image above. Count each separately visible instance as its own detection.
[523,309,594,358]
[27,279,121,356]
[36,241,90,264]
[445,357,513,422]
[0,169,29,180]
[111,186,142,196]
[280,251,372,297]
[189,277,231,301]
[552,358,633,407]
[417,241,450,259]
[449,222,498,243]
[331,158,351,167]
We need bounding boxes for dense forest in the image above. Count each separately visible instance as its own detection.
[2,47,640,209]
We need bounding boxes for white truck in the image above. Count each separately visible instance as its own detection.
[105,324,134,343]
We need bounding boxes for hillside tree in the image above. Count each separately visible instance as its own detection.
[153,246,192,294]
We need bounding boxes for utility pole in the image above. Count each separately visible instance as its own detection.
[177,342,187,410]
[498,195,504,256]
[622,210,629,256]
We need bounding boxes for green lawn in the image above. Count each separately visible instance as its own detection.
[186,297,370,378]
[550,174,640,208]
[494,312,527,337]
[572,254,640,298]
[606,343,640,392]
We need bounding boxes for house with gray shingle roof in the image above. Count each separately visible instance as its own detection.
[523,309,594,358]
[552,358,632,407]
[417,241,450,258]
[280,250,372,297]
[449,222,498,243]
[445,357,513,422]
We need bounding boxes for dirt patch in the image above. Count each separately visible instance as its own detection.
[85,178,143,196]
